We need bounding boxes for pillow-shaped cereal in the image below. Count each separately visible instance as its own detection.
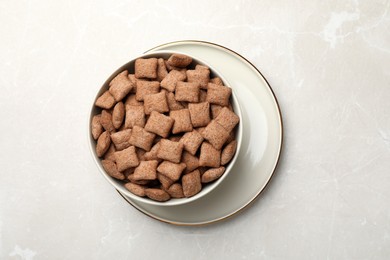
[186,69,210,89]
[161,70,186,92]
[143,91,169,115]
[199,142,221,168]
[201,120,230,150]
[91,115,103,140]
[170,109,193,134]
[157,139,184,164]
[157,161,186,181]
[100,110,115,133]
[124,183,145,197]
[215,107,240,132]
[144,111,174,138]
[179,130,203,155]
[101,159,125,180]
[129,125,156,151]
[96,131,111,157]
[167,54,193,68]
[110,129,132,151]
[125,105,145,129]
[133,160,158,180]
[201,167,225,183]
[188,102,210,128]
[112,102,125,129]
[114,145,139,172]
[135,80,160,101]
[135,58,158,79]
[206,83,232,107]
[95,90,115,109]
[182,170,202,198]
[175,82,200,103]
[221,140,237,165]
[166,183,184,198]
[166,92,185,111]
[145,188,170,202]
[181,151,199,173]
[109,70,134,101]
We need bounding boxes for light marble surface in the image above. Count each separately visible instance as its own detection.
[1,0,389,259]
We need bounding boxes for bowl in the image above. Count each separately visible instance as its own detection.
[88,50,243,206]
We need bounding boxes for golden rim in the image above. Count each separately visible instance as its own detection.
[117,40,284,226]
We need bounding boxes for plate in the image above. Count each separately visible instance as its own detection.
[118,40,283,226]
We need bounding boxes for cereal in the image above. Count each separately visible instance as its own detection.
[182,170,202,198]
[96,131,111,157]
[92,53,240,202]
[114,145,139,172]
[144,111,174,138]
[188,102,210,127]
[221,140,237,165]
[135,58,158,79]
[112,102,125,129]
[143,91,169,115]
[109,70,134,101]
[129,125,155,151]
[170,109,193,134]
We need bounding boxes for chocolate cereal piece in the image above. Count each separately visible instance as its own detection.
[221,140,237,165]
[101,159,125,180]
[160,70,186,92]
[96,131,111,157]
[103,143,116,161]
[144,111,174,138]
[175,81,200,103]
[133,160,158,180]
[202,120,230,150]
[166,92,185,111]
[143,142,161,161]
[157,173,175,189]
[181,151,199,173]
[109,70,134,101]
[112,102,125,129]
[199,142,221,167]
[91,115,103,140]
[195,64,209,71]
[188,102,210,127]
[110,129,132,151]
[211,104,223,119]
[129,125,155,151]
[124,94,143,107]
[157,161,186,181]
[206,83,232,106]
[170,109,193,134]
[145,188,170,202]
[135,80,160,101]
[114,145,139,172]
[186,69,210,89]
[215,107,240,132]
[167,54,193,68]
[157,139,184,163]
[100,110,115,133]
[143,91,169,115]
[166,183,184,198]
[125,105,145,129]
[182,170,202,198]
[95,90,115,109]
[210,77,223,85]
[180,130,203,155]
[135,58,158,79]
[201,167,225,183]
[124,183,145,197]
[157,58,168,82]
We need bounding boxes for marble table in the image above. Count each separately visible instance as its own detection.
[1,0,389,259]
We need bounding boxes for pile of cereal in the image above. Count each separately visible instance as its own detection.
[92,54,239,202]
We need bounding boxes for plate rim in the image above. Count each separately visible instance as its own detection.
[119,40,284,226]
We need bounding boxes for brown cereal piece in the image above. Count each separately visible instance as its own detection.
[166,92,185,111]
[144,142,161,161]
[103,143,116,161]
[157,161,186,181]
[160,70,186,92]
[188,102,210,128]
[211,104,223,119]
[199,90,207,102]
[215,107,240,132]
[182,170,202,198]
[166,183,184,198]
[143,92,169,115]
[135,58,158,79]
[181,151,199,173]
[186,69,210,89]
[128,125,155,151]
[167,54,192,68]
[128,74,137,89]
[206,83,232,106]
[100,110,115,133]
[109,70,134,101]
[128,173,150,185]
[202,120,230,150]
[225,130,235,144]
[157,58,168,82]
[124,105,145,129]
[124,183,145,197]
[95,90,115,109]
[124,94,143,107]
[210,77,223,85]
[157,173,175,189]
[201,167,225,183]
[157,139,184,163]
[170,109,193,134]
[175,81,200,103]
[199,142,221,167]
[110,129,132,151]
[101,159,125,180]
[96,131,111,157]
[195,64,209,71]
[180,130,204,155]
[112,102,125,129]
[144,111,174,138]
[114,145,139,171]
[221,140,237,165]
[133,160,158,180]
[135,80,160,101]
[91,115,103,140]
[145,188,170,202]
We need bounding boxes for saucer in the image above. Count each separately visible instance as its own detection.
[118,40,283,226]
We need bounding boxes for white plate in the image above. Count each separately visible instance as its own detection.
[118,40,283,226]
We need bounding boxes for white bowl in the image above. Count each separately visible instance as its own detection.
[88,50,243,206]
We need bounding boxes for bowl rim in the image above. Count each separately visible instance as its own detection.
[88,50,243,206]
